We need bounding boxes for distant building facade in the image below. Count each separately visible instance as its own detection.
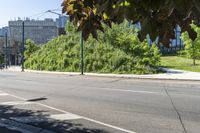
[0,27,10,54]
[9,18,58,44]
[0,27,14,65]
[56,15,69,35]
[0,27,10,37]
[1,17,67,65]
[56,15,68,28]
[0,37,4,54]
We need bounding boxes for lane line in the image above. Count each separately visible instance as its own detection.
[2,90,136,133]
[98,87,159,94]
[0,93,10,96]
[36,103,136,133]
[11,114,82,123]
[0,101,36,106]
[87,87,160,94]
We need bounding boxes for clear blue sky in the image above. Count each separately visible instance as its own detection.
[0,0,63,27]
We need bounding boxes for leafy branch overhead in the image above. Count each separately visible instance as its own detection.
[62,0,200,46]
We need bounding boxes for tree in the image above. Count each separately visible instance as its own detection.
[62,0,200,46]
[181,22,200,65]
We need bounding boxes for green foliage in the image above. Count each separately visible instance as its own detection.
[181,22,200,65]
[62,0,200,46]
[24,39,40,60]
[25,22,161,74]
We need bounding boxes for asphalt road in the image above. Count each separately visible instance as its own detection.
[0,70,200,133]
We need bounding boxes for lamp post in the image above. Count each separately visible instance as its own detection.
[21,21,25,72]
[5,32,8,69]
[80,31,84,75]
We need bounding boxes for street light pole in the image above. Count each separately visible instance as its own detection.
[80,31,84,75]
[5,32,8,69]
[21,21,25,72]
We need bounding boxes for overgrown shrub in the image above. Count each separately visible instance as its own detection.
[25,22,161,74]
[24,39,40,60]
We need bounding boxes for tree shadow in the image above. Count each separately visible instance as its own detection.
[0,104,111,133]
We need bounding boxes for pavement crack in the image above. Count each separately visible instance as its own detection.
[164,85,187,133]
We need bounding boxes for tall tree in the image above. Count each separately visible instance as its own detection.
[62,0,200,47]
[181,22,200,65]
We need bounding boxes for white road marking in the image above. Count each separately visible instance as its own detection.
[2,90,136,133]
[92,87,159,94]
[0,93,10,96]
[11,114,82,123]
[0,101,36,106]
[36,103,136,133]
[49,114,82,120]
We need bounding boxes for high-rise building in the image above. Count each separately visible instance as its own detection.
[56,15,68,28]
[0,27,10,53]
[0,27,10,37]
[9,18,58,44]
[56,15,69,35]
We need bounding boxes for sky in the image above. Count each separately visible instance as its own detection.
[0,0,63,27]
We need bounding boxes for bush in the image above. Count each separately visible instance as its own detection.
[25,22,161,74]
[24,39,40,60]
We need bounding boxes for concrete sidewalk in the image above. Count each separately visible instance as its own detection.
[4,66,200,81]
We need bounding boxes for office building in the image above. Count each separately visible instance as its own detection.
[9,18,58,44]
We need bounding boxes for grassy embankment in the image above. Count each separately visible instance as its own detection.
[161,56,200,72]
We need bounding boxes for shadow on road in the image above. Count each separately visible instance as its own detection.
[0,104,111,133]
[27,97,48,102]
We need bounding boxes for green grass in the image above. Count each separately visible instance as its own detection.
[161,56,200,72]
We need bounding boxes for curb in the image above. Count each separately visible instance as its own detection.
[3,67,200,81]
[24,69,200,81]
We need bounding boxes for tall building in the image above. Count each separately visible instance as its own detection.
[0,37,4,54]
[3,18,58,65]
[0,27,10,53]
[9,18,58,44]
[56,15,68,28]
[56,15,69,35]
[0,27,10,37]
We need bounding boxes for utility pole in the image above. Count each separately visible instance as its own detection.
[5,32,8,69]
[21,21,25,72]
[80,31,84,75]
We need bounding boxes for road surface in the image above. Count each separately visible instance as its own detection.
[0,70,199,133]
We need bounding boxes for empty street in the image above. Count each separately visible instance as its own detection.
[0,71,200,133]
